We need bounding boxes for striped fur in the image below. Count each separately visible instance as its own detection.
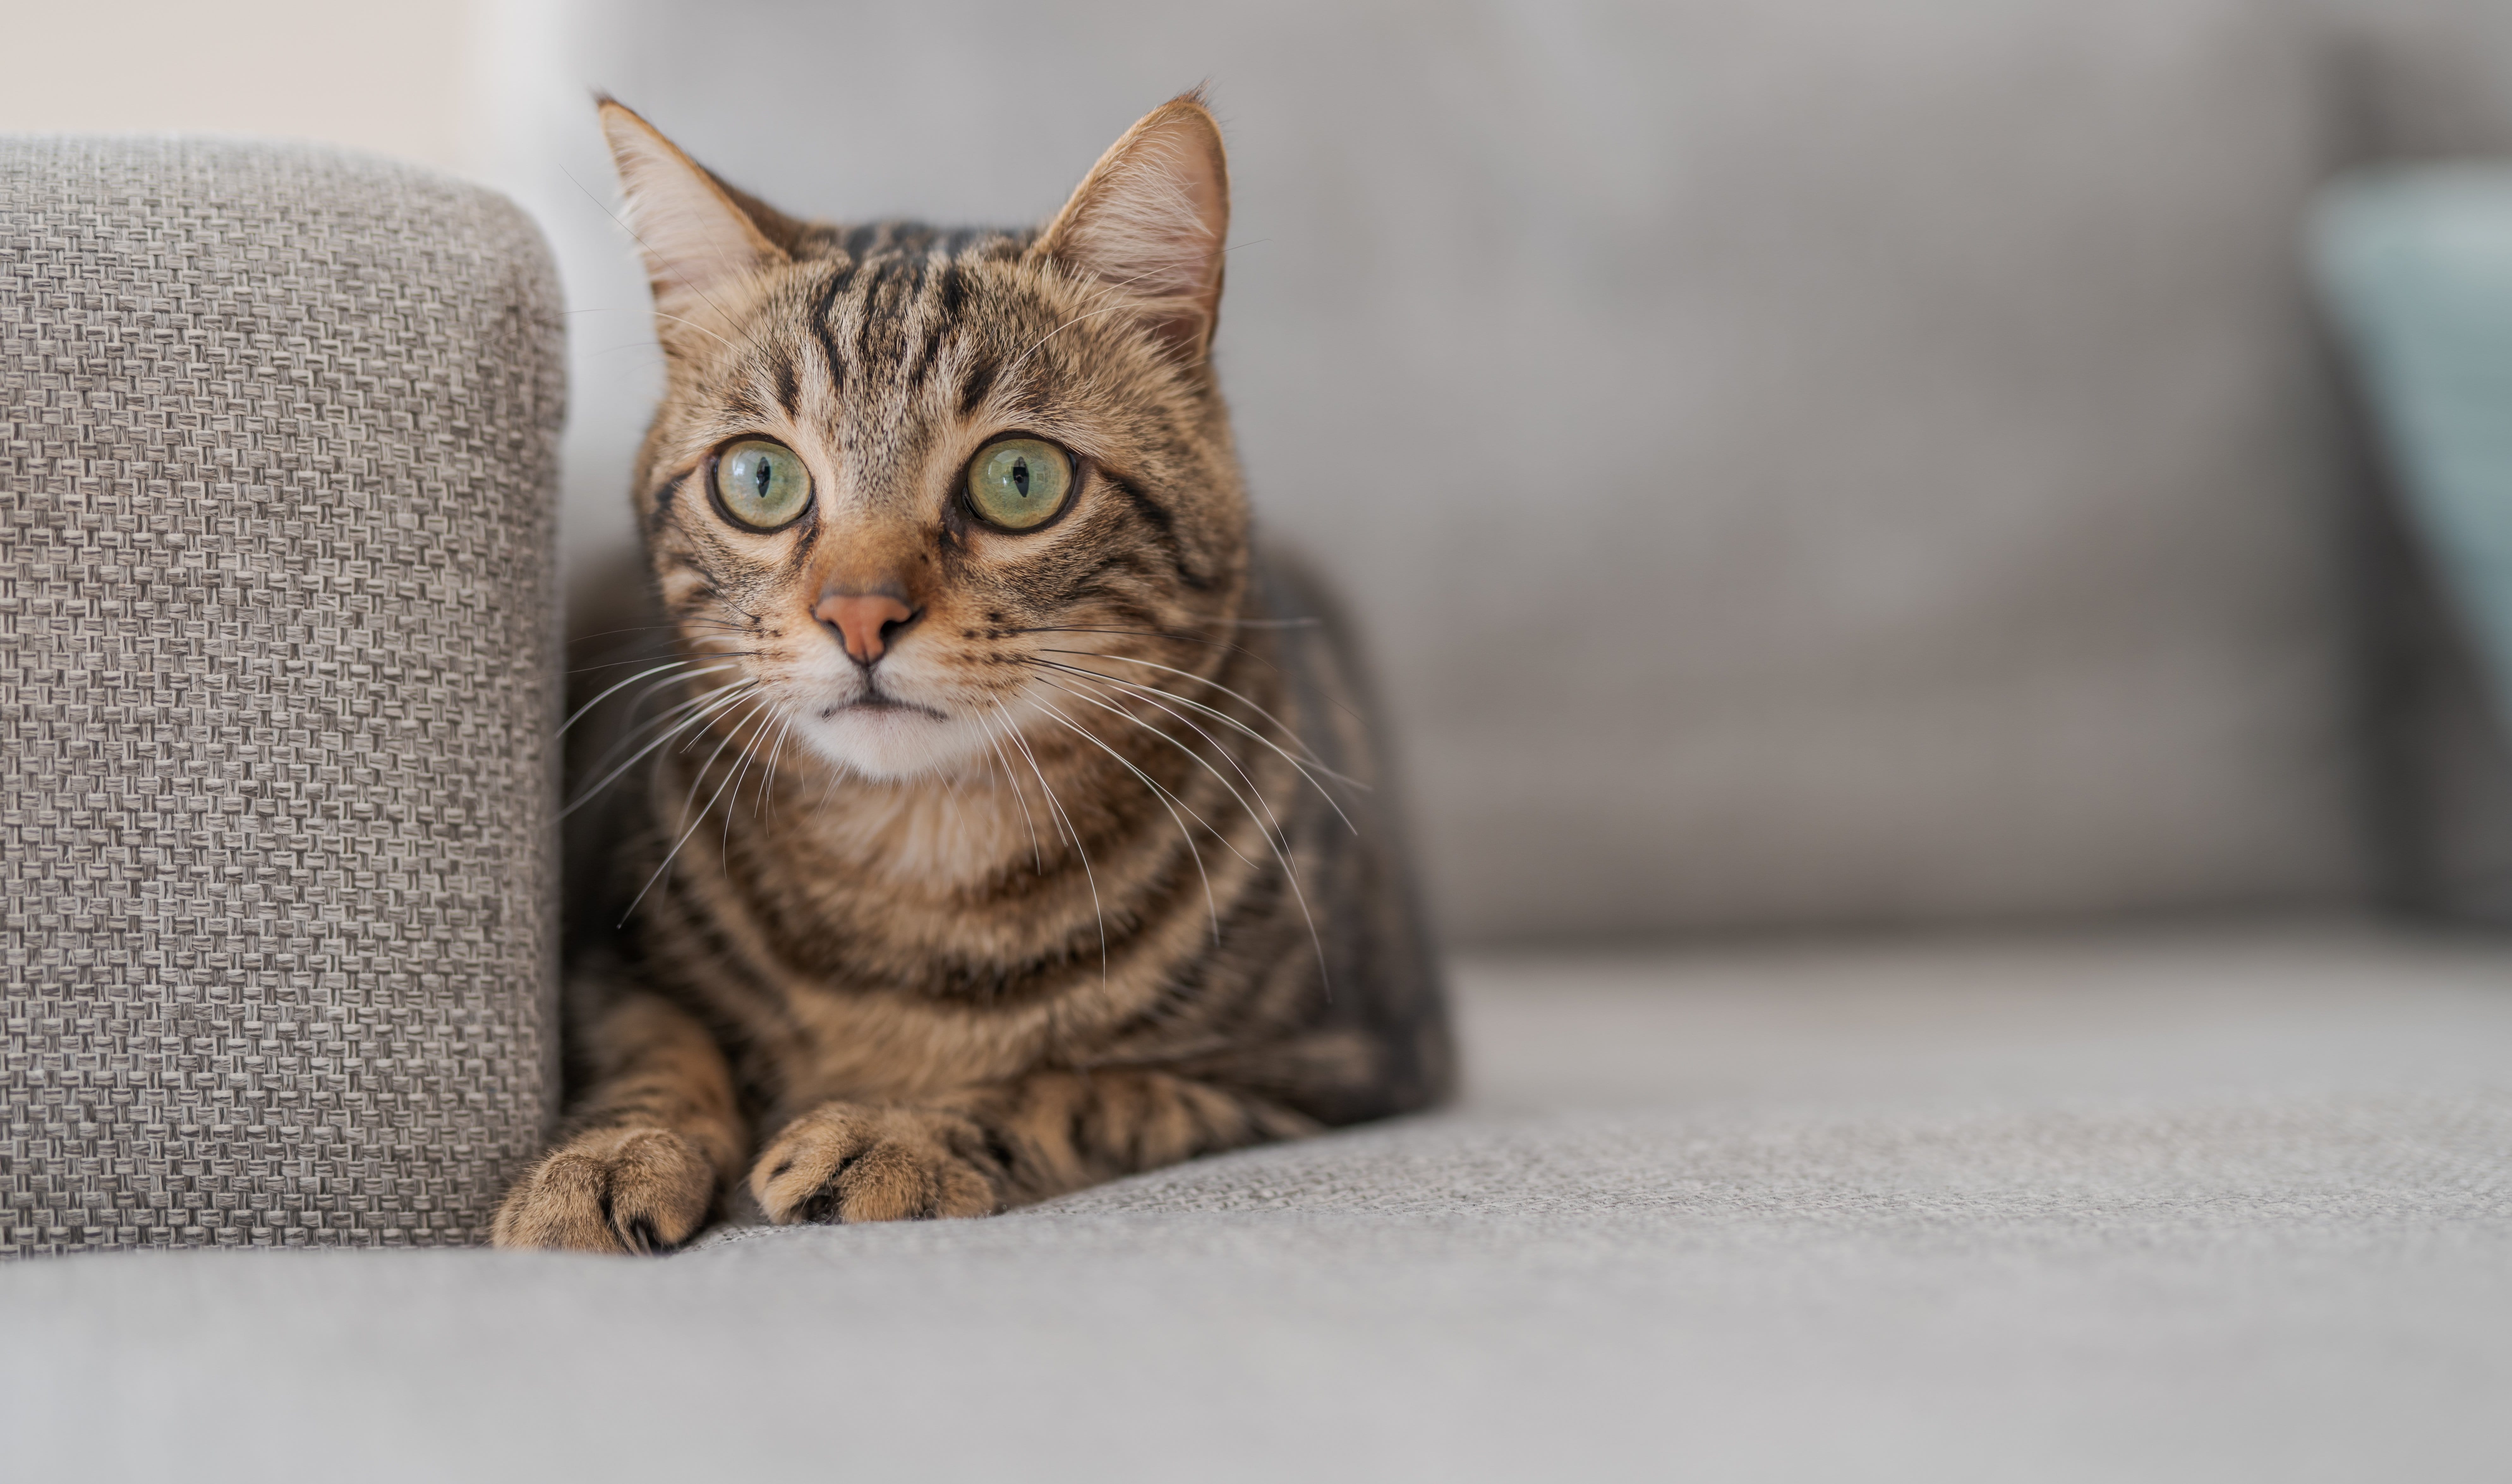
[492,94,1451,1252]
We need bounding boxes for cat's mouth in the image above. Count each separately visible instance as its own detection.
[797,680,997,781]
[820,688,946,722]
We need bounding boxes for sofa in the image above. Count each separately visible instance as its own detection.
[9,0,2512,1478]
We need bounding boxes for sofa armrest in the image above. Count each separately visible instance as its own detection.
[2,137,565,1253]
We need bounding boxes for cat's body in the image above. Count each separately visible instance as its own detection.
[493,96,1450,1252]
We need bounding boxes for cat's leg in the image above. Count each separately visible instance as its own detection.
[749,1070,1319,1224]
[492,985,746,1253]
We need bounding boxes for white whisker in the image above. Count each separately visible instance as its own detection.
[1034,648,1352,781]
[1038,666,1283,837]
[1025,673,1270,866]
[1024,673,1326,984]
[1028,695,1221,944]
[979,708,1046,874]
[756,709,797,820]
[561,660,722,737]
[564,679,760,819]
[721,700,785,858]
[1028,657,1359,836]
[622,694,776,924]
[992,699,1107,981]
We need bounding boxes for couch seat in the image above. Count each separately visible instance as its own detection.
[9,924,2510,1481]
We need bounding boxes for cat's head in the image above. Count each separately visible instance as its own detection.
[601,93,1247,781]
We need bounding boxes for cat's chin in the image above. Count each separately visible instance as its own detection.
[796,703,997,783]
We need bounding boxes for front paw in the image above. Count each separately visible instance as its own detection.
[751,1104,1002,1225]
[491,1126,716,1254]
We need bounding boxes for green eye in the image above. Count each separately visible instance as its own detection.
[712,439,811,530]
[965,437,1073,530]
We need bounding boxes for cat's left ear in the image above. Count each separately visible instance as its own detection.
[1032,91,1230,364]
[597,96,794,358]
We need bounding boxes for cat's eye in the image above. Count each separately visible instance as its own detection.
[711,438,812,531]
[965,437,1074,531]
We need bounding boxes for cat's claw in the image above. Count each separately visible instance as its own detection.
[751,1103,1002,1224]
[491,1126,715,1254]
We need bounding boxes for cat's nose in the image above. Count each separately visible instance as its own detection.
[814,589,920,665]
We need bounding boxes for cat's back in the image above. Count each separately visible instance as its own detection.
[1246,543,1456,1121]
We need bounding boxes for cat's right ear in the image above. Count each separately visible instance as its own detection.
[1032,91,1231,364]
[597,97,791,358]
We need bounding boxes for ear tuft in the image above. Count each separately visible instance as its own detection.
[597,97,791,357]
[1032,92,1231,363]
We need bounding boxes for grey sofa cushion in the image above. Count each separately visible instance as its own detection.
[2320,0,2512,161]
[6,928,2507,1481]
[514,0,2373,938]
[0,138,565,1254]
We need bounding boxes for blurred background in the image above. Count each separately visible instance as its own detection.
[15,0,2512,947]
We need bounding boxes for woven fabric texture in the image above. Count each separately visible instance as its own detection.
[4,930,2508,1481]
[0,137,565,1255]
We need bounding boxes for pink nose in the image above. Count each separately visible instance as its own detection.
[814,591,917,664]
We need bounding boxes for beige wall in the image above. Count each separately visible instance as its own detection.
[0,0,479,175]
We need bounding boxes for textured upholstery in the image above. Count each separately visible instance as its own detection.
[0,137,565,1255]
[507,0,2378,938]
[6,929,2508,1481]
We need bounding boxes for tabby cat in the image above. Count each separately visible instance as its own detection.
[490,93,1452,1252]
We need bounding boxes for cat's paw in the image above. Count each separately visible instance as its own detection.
[491,1126,716,1254]
[750,1103,1003,1224]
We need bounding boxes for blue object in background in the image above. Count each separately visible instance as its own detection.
[2316,167,2512,729]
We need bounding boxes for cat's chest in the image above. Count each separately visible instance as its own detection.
[656,759,1212,1106]
[760,977,1053,1109]
[704,788,1116,973]
[664,838,1076,1096]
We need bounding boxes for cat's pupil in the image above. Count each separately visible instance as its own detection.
[752,458,773,499]
[1011,458,1030,497]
